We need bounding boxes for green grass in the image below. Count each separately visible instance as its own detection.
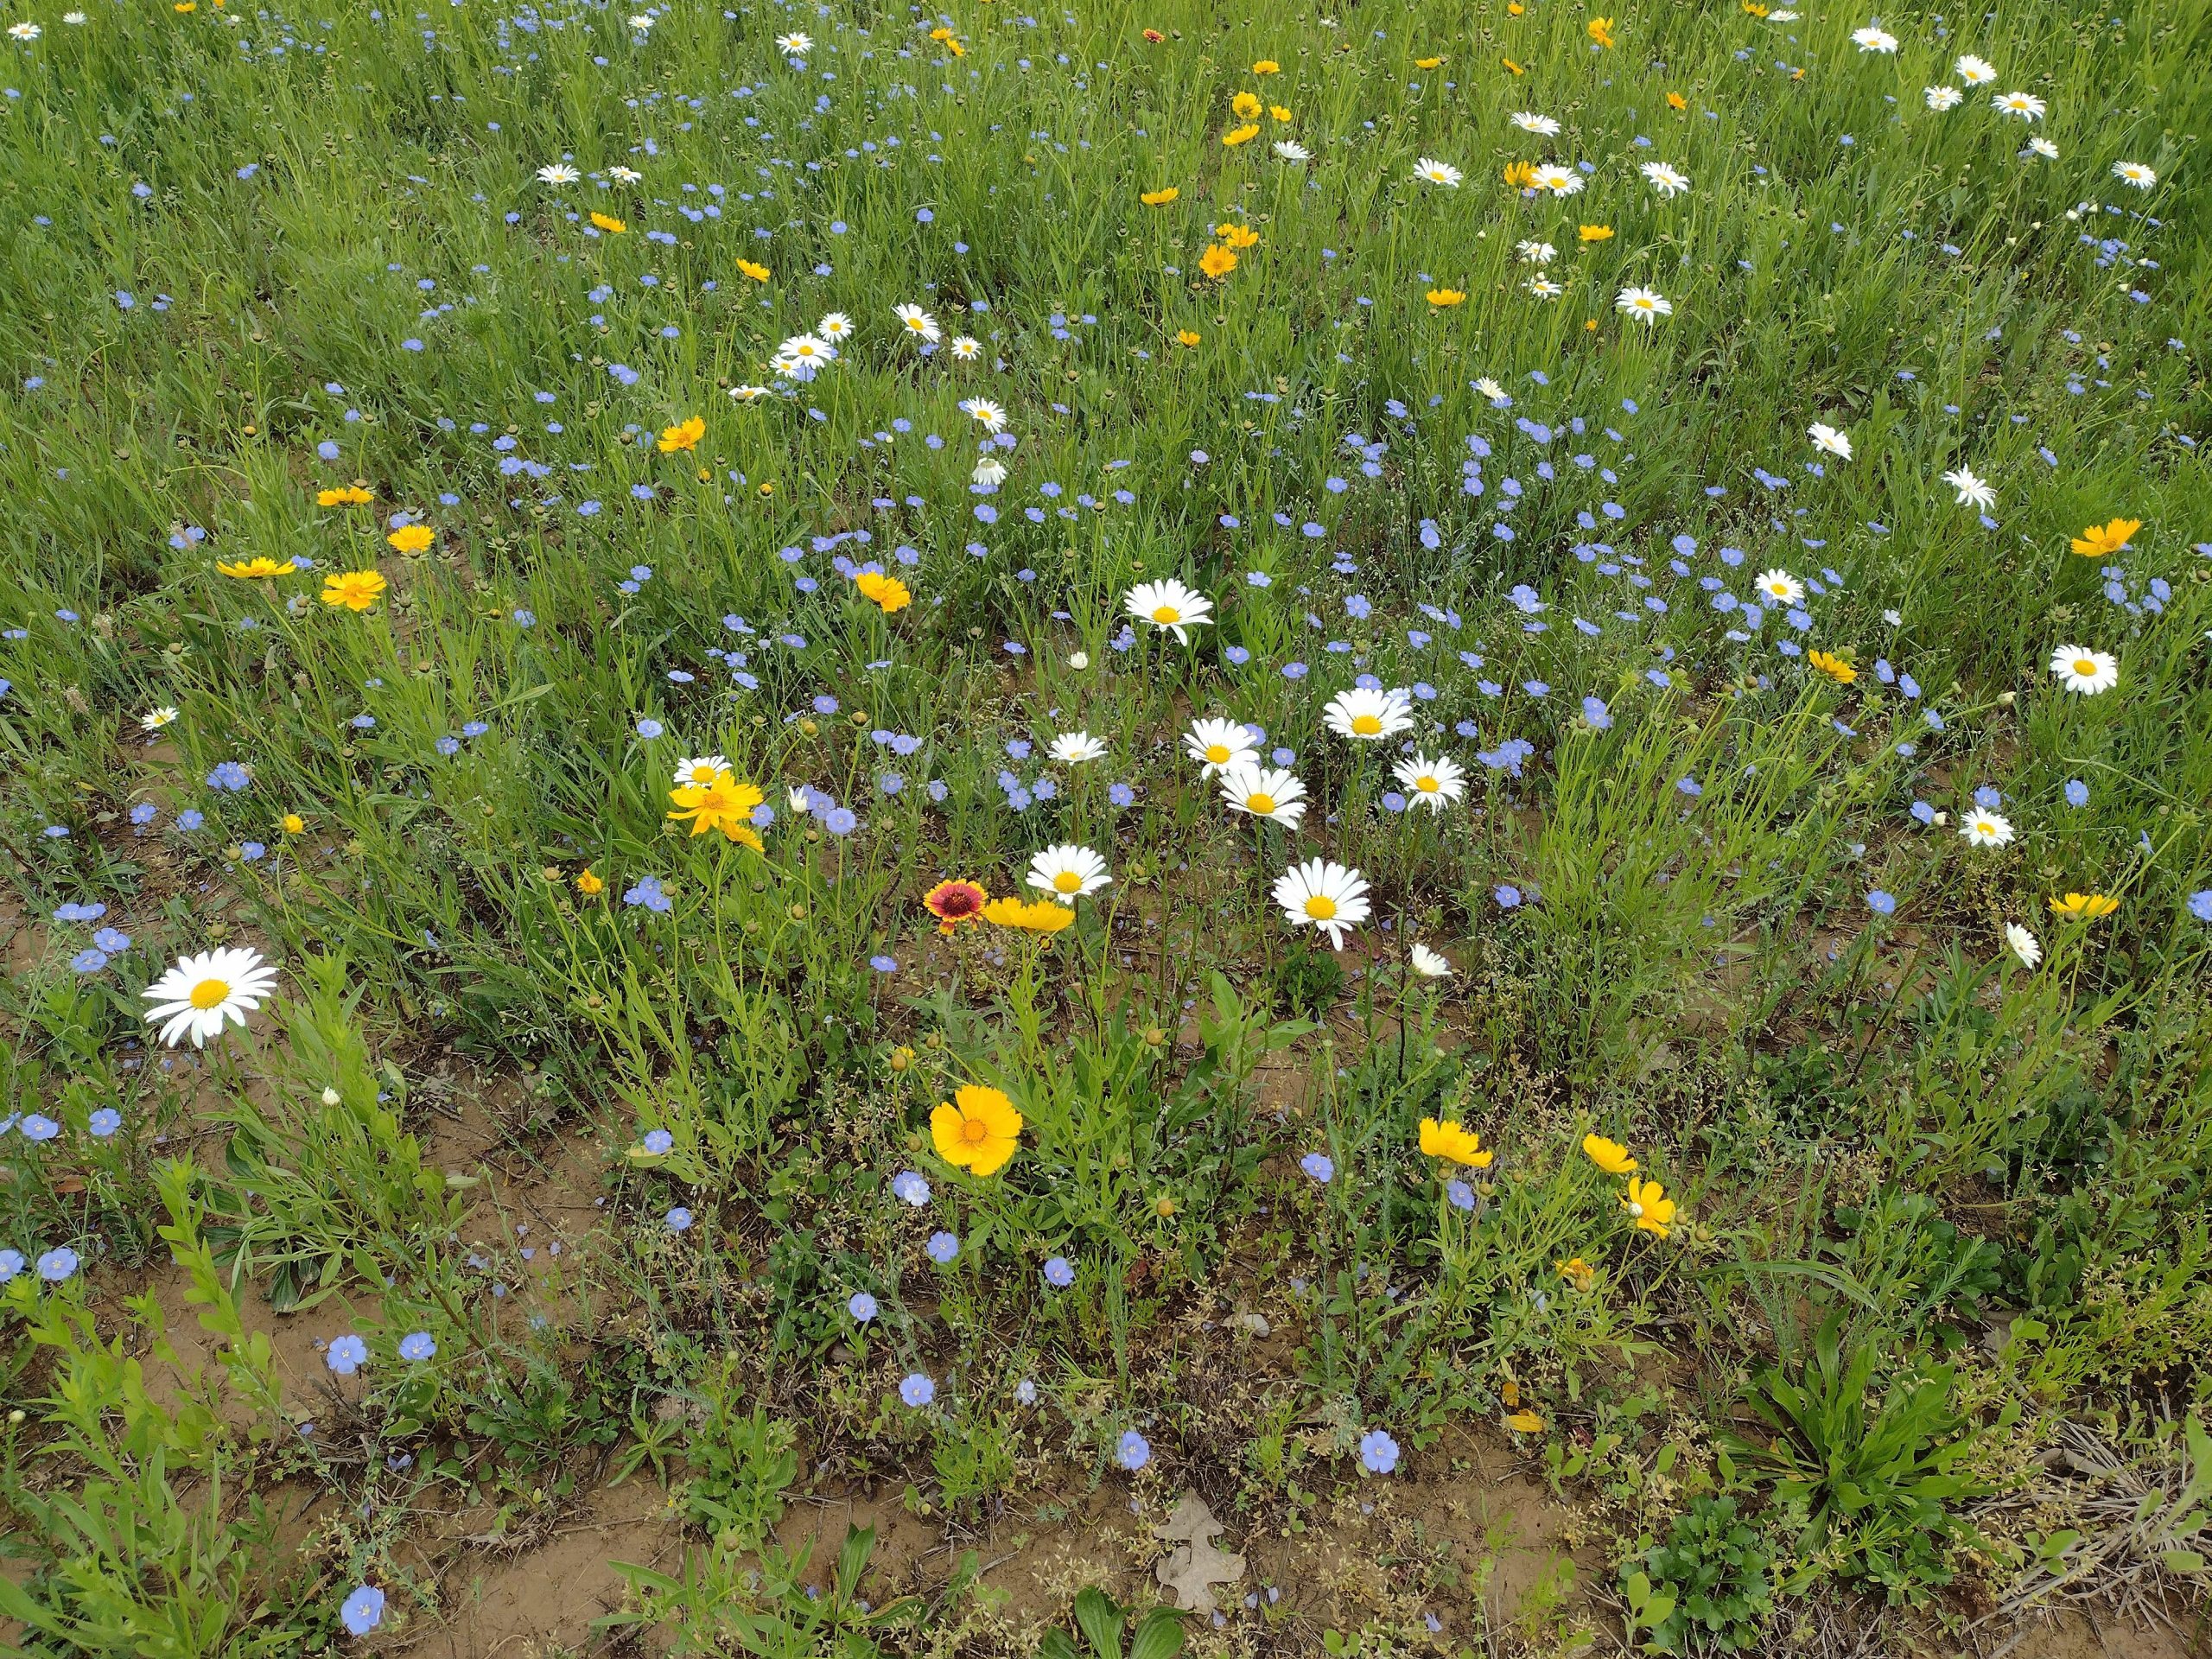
[2,0,2210,1649]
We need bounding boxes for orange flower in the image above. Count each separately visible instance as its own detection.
[658,416,705,453]
[1140,186,1179,206]
[1666,92,1688,111]
[1198,244,1239,279]
[589,211,626,234]
[2069,518,2141,558]
[924,879,989,931]
[1142,28,1164,42]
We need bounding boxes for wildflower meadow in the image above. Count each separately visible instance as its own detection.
[3,0,2210,1651]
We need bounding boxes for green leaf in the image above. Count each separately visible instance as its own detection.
[1128,1607,1188,1659]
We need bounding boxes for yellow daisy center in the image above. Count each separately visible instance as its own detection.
[1205,743,1230,764]
[1351,714,1382,735]
[1415,776,1439,792]
[1246,792,1275,815]
[190,978,231,1010]
[959,1116,989,1144]
[2073,658,2096,677]
[1054,871,1082,892]
[1304,895,1338,920]
[1152,605,1180,624]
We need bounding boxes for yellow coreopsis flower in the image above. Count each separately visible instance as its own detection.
[666,774,766,849]
[1502,55,1525,74]
[321,569,388,611]
[1588,16,1617,47]
[736,258,770,283]
[1808,649,1856,683]
[1268,104,1292,122]
[1556,1256,1596,1291]
[281,813,306,835]
[1503,161,1538,189]
[589,212,626,234]
[576,868,606,895]
[1579,224,1614,242]
[1251,59,1280,74]
[1419,1117,1493,1167]
[931,1083,1023,1176]
[982,895,1076,933]
[1176,328,1202,347]
[1582,1134,1637,1175]
[1231,91,1262,119]
[1624,1177,1677,1236]
[854,570,912,613]
[1414,54,1442,68]
[1222,123,1261,148]
[1198,244,1239,278]
[2069,518,2140,558]
[217,557,294,579]
[2049,892,2119,921]
[1506,1409,1545,1433]
[1667,92,1688,111]
[317,486,374,506]
[1426,289,1466,308]
[1140,186,1180,206]
[1216,221,1260,249]
[658,416,706,453]
[387,524,434,555]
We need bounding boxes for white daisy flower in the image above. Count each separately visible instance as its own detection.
[1124,578,1213,643]
[1510,111,1561,137]
[1274,139,1311,162]
[1048,732,1108,766]
[1474,377,1509,404]
[9,21,42,40]
[2111,161,2157,190]
[2049,645,2118,696]
[1412,156,1463,187]
[1960,810,2016,849]
[672,754,731,788]
[1530,163,1584,195]
[1615,285,1672,323]
[1808,421,1853,460]
[1755,568,1805,605]
[1925,85,1963,110]
[728,384,770,402]
[1993,90,2045,121]
[1393,753,1466,811]
[1527,276,1564,300]
[142,706,181,732]
[1640,161,1690,197]
[1272,859,1371,950]
[1409,944,1454,978]
[892,302,941,343]
[536,163,580,185]
[958,397,1007,431]
[2005,923,2043,969]
[774,29,812,54]
[1941,467,1994,510]
[949,334,982,360]
[1322,686,1414,742]
[817,311,855,340]
[2025,137,2059,161]
[142,946,282,1049]
[971,454,1008,488]
[1027,843,1110,905]
[1516,238,1557,265]
[1851,25,1898,52]
[1184,716,1258,777]
[1219,763,1308,828]
[1955,54,1997,85]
